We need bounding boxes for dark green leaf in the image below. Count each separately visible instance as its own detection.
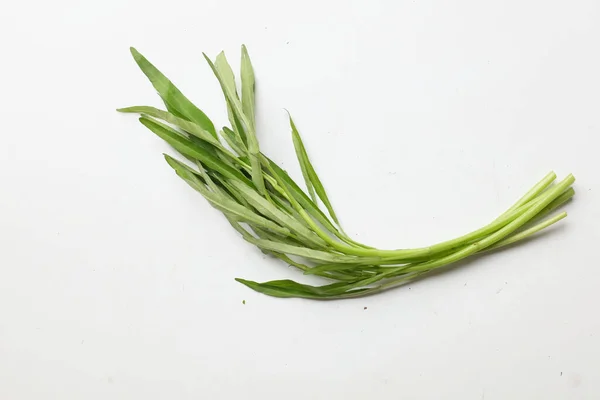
[245,238,382,264]
[119,106,224,149]
[129,47,216,137]
[235,278,357,299]
[139,116,252,187]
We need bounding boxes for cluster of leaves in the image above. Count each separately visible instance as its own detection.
[118,46,575,299]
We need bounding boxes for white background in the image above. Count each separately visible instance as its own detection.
[1,0,599,398]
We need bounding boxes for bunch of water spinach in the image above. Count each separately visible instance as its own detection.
[118,45,575,299]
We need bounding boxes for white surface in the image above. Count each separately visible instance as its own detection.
[1,0,599,398]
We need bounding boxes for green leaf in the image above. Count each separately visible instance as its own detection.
[245,237,381,264]
[221,127,247,155]
[139,116,252,187]
[164,155,291,237]
[240,45,256,130]
[226,218,257,242]
[124,108,243,173]
[272,253,363,282]
[289,115,317,203]
[288,114,341,226]
[161,153,207,184]
[250,226,306,248]
[203,53,266,196]
[119,106,224,150]
[235,278,357,299]
[194,159,223,194]
[235,270,427,299]
[304,262,376,275]
[214,52,238,98]
[264,156,341,235]
[123,109,242,177]
[263,157,374,250]
[229,180,328,249]
[129,47,216,137]
[210,173,252,208]
[214,52,247,145]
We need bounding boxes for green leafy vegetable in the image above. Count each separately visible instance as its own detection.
[118,45,576,299]
[129,47,216,137]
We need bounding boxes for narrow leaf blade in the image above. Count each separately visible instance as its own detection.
[129,47,216,137]
[246,238,379,264]
[288,115,341,225]
[214,52,247,144]
[139,116,252,187]
[240,45,256,130]
[119,106,223,149]
[230,180,327,249]
[204,53,266,195]
[288,114,317,202]
[164,155,291,236]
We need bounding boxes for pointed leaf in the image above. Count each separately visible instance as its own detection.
[240,45,256,130]
[221,127,247,155]
[264,156,340,235]
[250,226,306,248]
[203,53,266,195]
[288,115,317,202]
[164,155,291,236]
[210,173,251,208]
[139,116,252,187]
[304,262,375,276]
[245,238,381,264]
[214,52,247,144]
[229,180,327,249]
[235,278,371,299]
[129,47,216,137]
[119,106,224,149]
[288,115,341,225]
[235,278,351,299]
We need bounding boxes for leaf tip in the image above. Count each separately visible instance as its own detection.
[235,278,255,287]
[138,115,155,130]
[284,110,298,131]
[162,154,186,174]
[129,46,141,59]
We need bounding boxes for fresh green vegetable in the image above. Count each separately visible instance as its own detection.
[119,45,576,299]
